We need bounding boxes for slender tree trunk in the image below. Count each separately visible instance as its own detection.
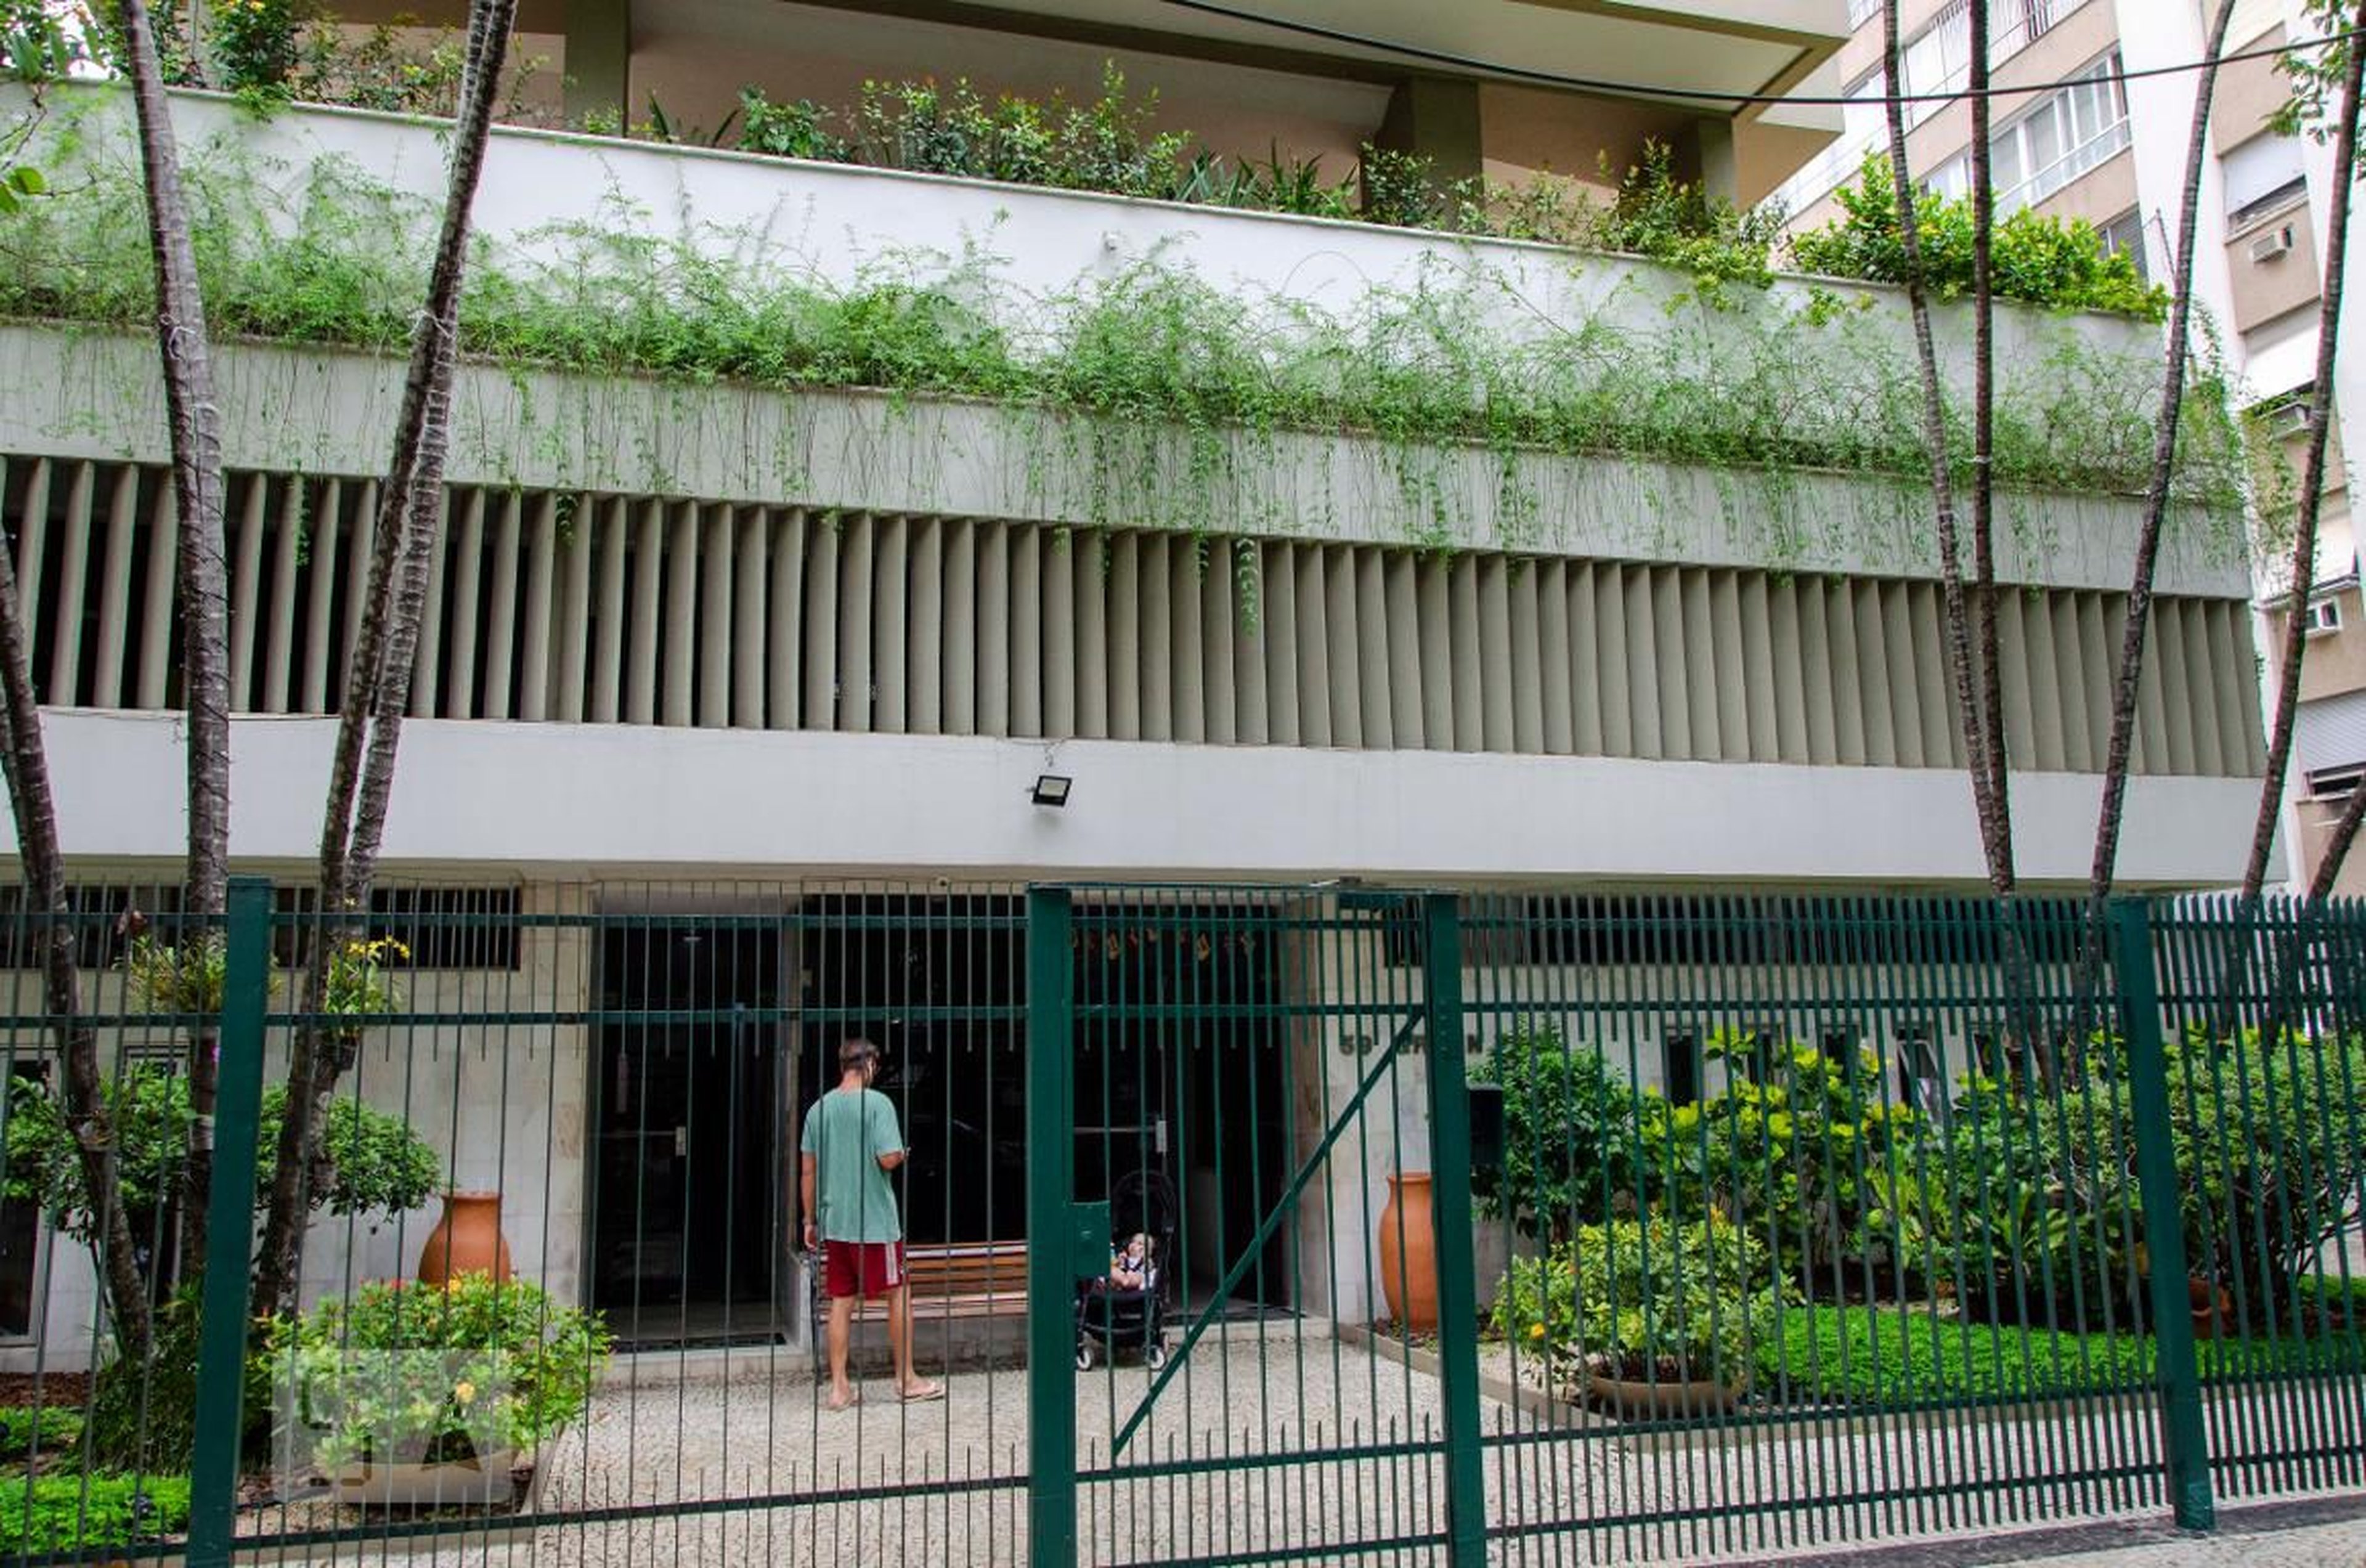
[1969,0,2015,895]
[2243,2,2366,902]
[1880,0,2007,885]
[117,0,232,1285]
[252,0,518,1318]
[2086,0,2239,908]
[2075,0,2242,1040]
[0,524,152,1363]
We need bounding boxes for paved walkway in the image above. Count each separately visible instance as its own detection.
[222,1331,2364,1567]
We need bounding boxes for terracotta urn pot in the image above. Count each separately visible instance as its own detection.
[1376,1172,1438,1332]
[417,1190,514,1287]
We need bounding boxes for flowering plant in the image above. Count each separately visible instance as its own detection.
[265,1273,609,1470]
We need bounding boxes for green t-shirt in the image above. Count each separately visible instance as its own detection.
[801,1087,904,1243]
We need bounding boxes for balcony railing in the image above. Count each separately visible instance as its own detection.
[2001,112,2132,212]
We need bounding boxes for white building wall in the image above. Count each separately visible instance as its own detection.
[10,710,2268,889]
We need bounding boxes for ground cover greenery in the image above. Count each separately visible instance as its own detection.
[1483,1023,2366,1408]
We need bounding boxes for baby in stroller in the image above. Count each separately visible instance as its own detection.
[1076,1231,1169,1370]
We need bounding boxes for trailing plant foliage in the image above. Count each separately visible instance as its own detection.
[0,126,2250,535]
[4,1062,441,1243]
[1791,158,2168,320]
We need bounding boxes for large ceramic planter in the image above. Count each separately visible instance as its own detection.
[1376,1172,1437,1332]
[416,1190,514,1287]
[330,1447,526,1508]
[2188,1276,2234,1341]
[1583,1370,1744,1420]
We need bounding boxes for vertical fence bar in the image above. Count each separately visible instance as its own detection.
[1422,892,1486,1566]
[1027,885,1078,1568]
[186,877,272,1567]
[2110,896,2214,1532]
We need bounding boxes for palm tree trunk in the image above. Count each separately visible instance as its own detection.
[0,521,151,1363]
[1968,0,2015,895]
[116,0,232,1285]
[2077,0,2241,1031]
[253,0,519,1319]
[2088,0,2238,901]
[1880,0,2004,881]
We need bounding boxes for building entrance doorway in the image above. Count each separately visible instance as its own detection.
[588,912,785,1344]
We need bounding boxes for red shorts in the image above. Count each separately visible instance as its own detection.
[824,1240,906,1301]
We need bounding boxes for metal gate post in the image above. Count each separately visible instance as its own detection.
[1026,886,1079,1568]
[187,876,274,1567]
[2111,896,2215,1532]
[1422,892,1487,1566]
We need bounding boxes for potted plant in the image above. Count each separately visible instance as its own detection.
[264,1273,611,1508]
[1498,1214,1777,1420]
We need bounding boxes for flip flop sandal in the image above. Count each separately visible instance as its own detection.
[900,1383,946,1403]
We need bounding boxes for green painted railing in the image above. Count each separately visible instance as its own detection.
[0,882,2355,1566]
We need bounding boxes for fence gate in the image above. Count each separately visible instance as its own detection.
[1026,887,1489,1567]
[1018,888,2366,1568]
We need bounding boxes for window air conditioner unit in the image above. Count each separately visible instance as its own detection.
[2306,597,2344,636]
[2266,399,2312,437]
[2251,225,2298,262]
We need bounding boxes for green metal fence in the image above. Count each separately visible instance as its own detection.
[0,880,2355,1566]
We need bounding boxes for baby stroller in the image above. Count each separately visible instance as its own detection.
[1075,1233,1169,1370]
[1075,1169,1175,1371]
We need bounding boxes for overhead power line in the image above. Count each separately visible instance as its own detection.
[1157,0,2353,113]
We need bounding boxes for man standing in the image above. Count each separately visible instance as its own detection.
[800,1037,945,1410]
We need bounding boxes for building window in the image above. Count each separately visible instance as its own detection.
[272,886,524,971]
[1994,52,2131,211]
[1848,0,1880,26]
[2225,132,2307,234]
[2100,208,2150,281]
[1895,1024,1947,1116]
[1662,1031,1702,1107]
[2307,762,2364,800]
[2306,596,2345,636]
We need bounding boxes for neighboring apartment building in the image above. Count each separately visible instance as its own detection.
[1776,0,2366,894]
[0,0,2280,1357]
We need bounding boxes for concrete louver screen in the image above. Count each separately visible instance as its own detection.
[0,460,2269,779]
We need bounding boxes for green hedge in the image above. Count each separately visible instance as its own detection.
[0,1474,190,1556]
[0,1407,81,1461]
[1756,1304,2366,1406]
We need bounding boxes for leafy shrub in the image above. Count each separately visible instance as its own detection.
[736,87,848,161]
[1583,141,1781,285]
[0,1403,81,1459]
[1636,1032,1921,1286]
[0,1473,190,1556]
[1472,1024,1638,1238]
[2165,1028,2366,1326]
[265,1273,610,1469]
[209,0,303,94]
[1790,156,2167,319]
[1496,1214,1778,1388]
[1880,1052,2149,1331]
[5,1064,441,1245]
[122,931,227,1014]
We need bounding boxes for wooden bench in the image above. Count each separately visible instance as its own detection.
[806,1241,1030,1355]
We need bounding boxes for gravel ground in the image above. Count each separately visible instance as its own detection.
[222,1328,2365,1568]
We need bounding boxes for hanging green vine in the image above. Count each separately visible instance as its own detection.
[0,108,2250,570]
